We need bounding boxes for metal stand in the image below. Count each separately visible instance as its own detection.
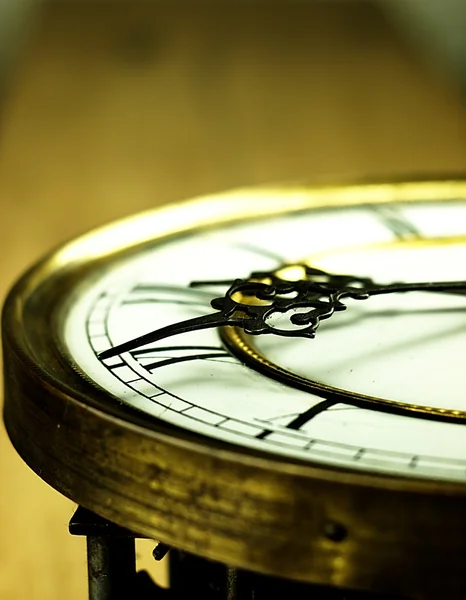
[69,506,168,600]
[86,536,135,599]
[69,507,409,600]
[168,550,408,600]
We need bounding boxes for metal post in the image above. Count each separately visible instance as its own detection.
[70,507,139,600]
[86,534,136,600]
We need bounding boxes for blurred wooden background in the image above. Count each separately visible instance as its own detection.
[1,2,466,599]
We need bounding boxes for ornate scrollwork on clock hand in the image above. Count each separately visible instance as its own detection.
[99,263,466,360]
[192,264,374,335]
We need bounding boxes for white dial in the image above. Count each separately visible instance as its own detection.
[64,197,466,483]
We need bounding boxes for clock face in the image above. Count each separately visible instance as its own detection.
[63,189,466,483]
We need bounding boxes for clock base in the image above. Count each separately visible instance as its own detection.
[69,507,407,600]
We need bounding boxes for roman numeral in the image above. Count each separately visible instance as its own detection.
[233,242,286,263]
[255,399,340,439]
[131,345,236,371]
[372,205,421,240]
[122,284,214,307]
[283,399,338,429]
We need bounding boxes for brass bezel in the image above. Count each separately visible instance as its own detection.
[4,179,466,599]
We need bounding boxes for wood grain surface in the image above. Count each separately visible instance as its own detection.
[0,2,465,599]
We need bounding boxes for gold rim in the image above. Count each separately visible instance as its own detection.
[4,178,466,598]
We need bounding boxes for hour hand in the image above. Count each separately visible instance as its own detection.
[244,262,466,298]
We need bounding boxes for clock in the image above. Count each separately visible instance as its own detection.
[4,178,466,599]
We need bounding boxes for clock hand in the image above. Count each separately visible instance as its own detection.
[99,279,296,359]
[99,275,349,359]
[365,280,466,296]
[99,311,245,359]
[191,265,466,328]
[192,264,466,297]
[99,265,466,360]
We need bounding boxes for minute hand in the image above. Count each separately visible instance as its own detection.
[99,279,281,360]
[99,312,245,360]
[362,280,466,297]
[98,272,466,360]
